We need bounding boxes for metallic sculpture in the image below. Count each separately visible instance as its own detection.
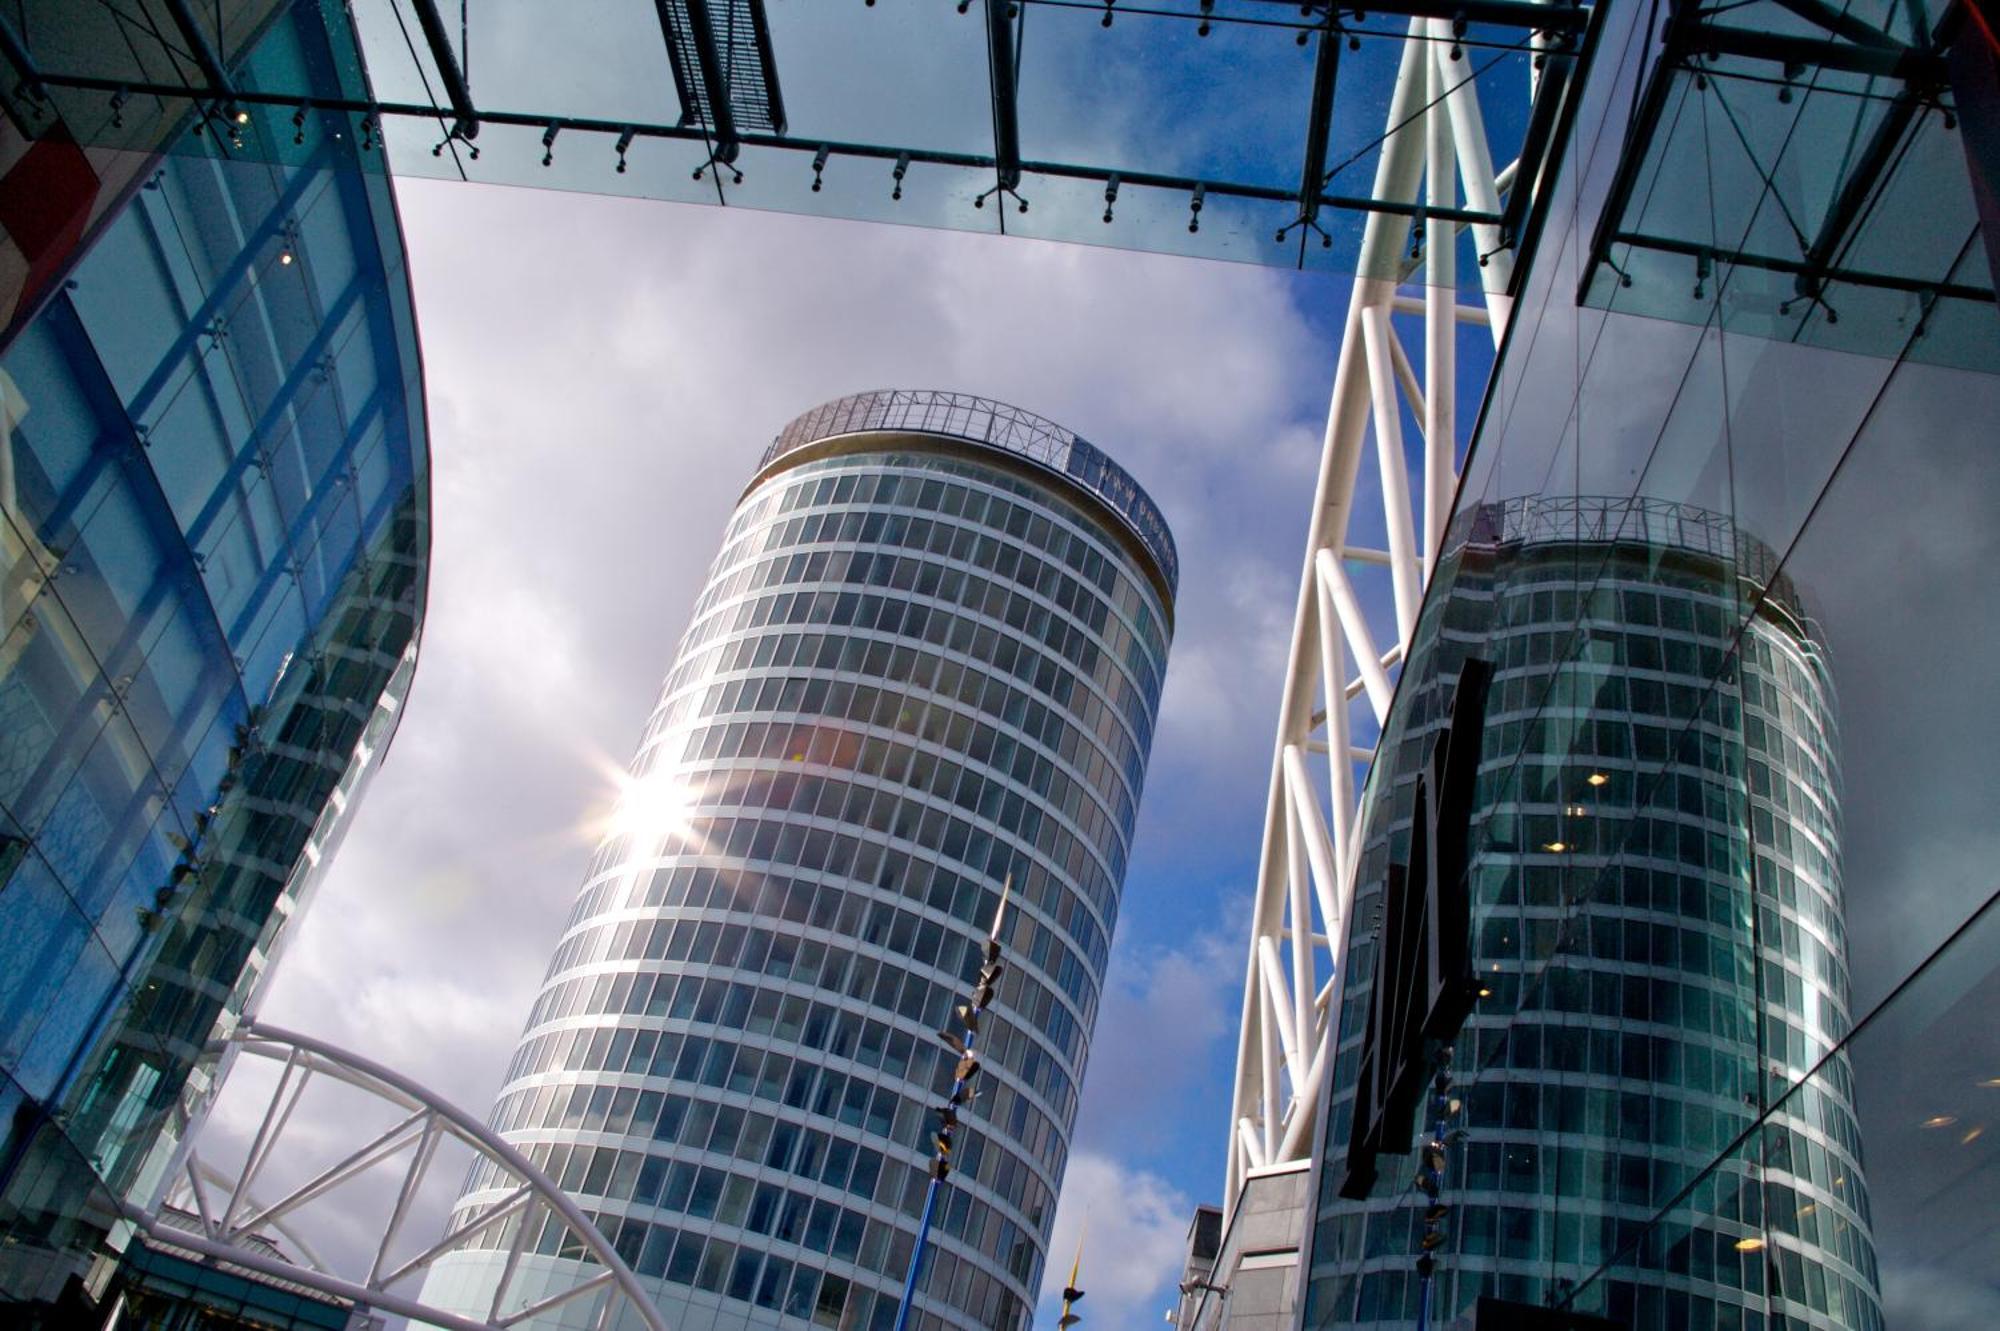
[128,1021,669,1331]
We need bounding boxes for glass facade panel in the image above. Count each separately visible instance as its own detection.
[423,398,1174,1331]
[0,3,429,1319]
[1302,0,2000,1322]
[1307,498,1876,1329]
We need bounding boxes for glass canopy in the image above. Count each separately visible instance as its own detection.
[6,0,1985,351]
[1578,0,1998,370]
[0,0,1587,286]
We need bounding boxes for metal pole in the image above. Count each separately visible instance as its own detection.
[893,879,1011,1331]
[891,1037,972,1331]
[1412,1046,1458,1331]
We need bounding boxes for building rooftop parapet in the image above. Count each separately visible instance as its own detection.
[1452,494,1807,626]
[764,388,1179,600]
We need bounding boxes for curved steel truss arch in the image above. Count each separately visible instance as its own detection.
[128,1020,669,1331]
[1226,9,1582,1208]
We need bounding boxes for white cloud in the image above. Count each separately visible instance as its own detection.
[1036,1152,1194,1331]
[1880,1264,2000,1331]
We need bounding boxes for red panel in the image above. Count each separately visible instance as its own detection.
[1954,0,2000,295]
[0,125,103,316]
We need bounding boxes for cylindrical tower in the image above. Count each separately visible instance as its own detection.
[423,391,1175,1331]
[1303,497,1878,1331]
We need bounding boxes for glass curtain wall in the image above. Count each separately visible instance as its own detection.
[0,4,429,1320]
[1302,0,2000,1324]
[422,396,1173,1331]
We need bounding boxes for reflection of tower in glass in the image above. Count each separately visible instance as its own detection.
[421,391,1175,1331]
[1304,497,1880,1330]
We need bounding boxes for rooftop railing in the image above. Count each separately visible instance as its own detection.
[762,389,1179,599]
[1454,495,1806,625]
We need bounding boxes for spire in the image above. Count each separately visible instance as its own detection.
[989,872,1012,945]
[1058,1219,1086,1327]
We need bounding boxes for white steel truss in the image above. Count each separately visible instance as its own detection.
[1224,16,1533,1209]
[127,1020,670,1331]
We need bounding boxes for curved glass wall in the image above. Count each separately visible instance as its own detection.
[1305,499,1878,1329]
[423,400,1174,1331]
[0,4,429,1319]
[1297,0,2000,1313]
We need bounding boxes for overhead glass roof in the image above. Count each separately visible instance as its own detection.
[1,0,1585,286]
[8,0,1985,361]
[1578,0,1998,370]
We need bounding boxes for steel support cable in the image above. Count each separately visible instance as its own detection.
[388,0,468,177]
[1702,74,1813,255]
[90,0,189,104]
[1320,44,1520,193]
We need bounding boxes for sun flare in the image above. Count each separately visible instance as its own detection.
[583,761,699,852]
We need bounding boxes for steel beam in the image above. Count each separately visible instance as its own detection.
[1766,0,1907,48]
[985,0,1024,191]
[0,9,46,101]
[408,0,479,138]
[13,67,1518,244]
[1498,48,1573,254]
[163,0,238,101]
[1244,0,1590,34]
[685,0,739,159]
[1612,227,1995,301]
[1696,21,1945,79]
[1224,0,1568,1208]
[1226,21,1434,1210]
[1798,88,1928,288]
[656,0,741,161]
[751,0,788,135]
[1298,18,1344,231]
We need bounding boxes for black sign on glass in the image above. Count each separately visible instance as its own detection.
[1338,657,1492,1200]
